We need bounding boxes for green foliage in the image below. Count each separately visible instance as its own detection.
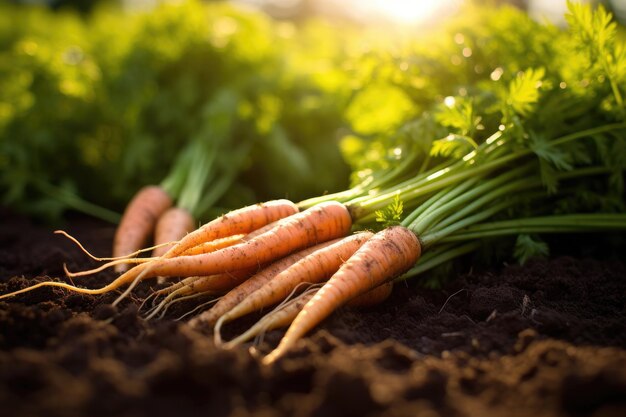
[502,67,546,120]
[430,134,477,159]
[514,234,549,265]
[566,0,625,112]
[375,193,403,228]
[0,1,350,222]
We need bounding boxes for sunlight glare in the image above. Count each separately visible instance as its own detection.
[357,0,462,25]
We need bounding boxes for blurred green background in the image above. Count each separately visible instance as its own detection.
[1,0,624,223]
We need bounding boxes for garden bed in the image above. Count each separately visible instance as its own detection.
[1,208,625,417]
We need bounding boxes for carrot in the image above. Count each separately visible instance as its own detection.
[214,231,373,335]
[224,282,393,348]
[181,267,262,294]
[347,281,393,308]
[0,201,351,301]
[152,207,196,284]
[224,288,318,348]
[179,220,280,257]
[152,207,196,258]
[113,185,173,272]
[179,234,245,256]
[188,237,344,332]
[145,267,261,320]
[161,199,299,258]
[263,226,420,364]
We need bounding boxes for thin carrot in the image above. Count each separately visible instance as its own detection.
[113,185,172,272]
[0,201,351,300]
[224,288,318,348]
[214,231,373,334]
[188,238,344,332]
[152,207,196,258]
[179,234,245,256]
[263,226,420,364]
[178,220,280,257]
[182,267,261,294]
[225,282,393,348]
[161,199,299,258]
[146,267,261,319]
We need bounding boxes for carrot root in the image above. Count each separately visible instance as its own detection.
[263,226,421,364]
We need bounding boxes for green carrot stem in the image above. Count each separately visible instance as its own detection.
[160,143,194,198]
[419,197,523,248]
[36,181,121,224]
[440,214,626,242]
[409,163,533,235]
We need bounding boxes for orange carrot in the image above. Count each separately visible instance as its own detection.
[263,226,421,364]
[161,199,299,258]
[145,268,259,320]
[225,282,393,348]
[117,201,352,285]
[347,281,393,308]
[179,220,280,257]
[113,185,172,272]
[0,202,351,300]
[153,207,196,284]
[224,289,318,348]
[152,207,196,258]
[188,238,344,331]
[214,232,373,333]
[172,266,261,297]
[179,234,245,256]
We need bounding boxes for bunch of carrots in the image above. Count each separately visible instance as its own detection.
[2,2,626,364]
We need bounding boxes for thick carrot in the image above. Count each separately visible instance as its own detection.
[161,199,299,258]
[152,207,196,258]
[0,202,352,300]
[113,185,173,272]
[188,238,344,331]
[215,232,373,330]
[263,226,421,364]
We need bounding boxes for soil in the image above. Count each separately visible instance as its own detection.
[1,208,626,417]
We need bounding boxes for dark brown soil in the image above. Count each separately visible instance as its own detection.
[1,208,626,417]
